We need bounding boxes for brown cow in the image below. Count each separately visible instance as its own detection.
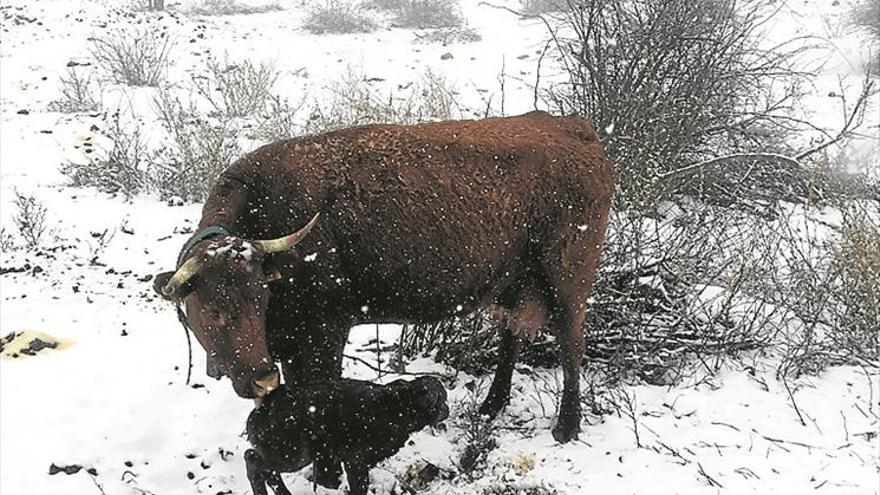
[153,111,614,448]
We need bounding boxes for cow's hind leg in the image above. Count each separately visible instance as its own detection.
[548,300,586,443]
[545,207,609,443]
[480,285,548,418]
[478,323,520,418]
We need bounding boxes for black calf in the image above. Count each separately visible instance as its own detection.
[245,376,448,495]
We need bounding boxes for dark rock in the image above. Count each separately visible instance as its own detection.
[20,337,58,356]
[49,464,82,475]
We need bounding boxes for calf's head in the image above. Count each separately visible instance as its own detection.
[153,215,319,400]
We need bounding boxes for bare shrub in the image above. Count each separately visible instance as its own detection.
[547,0,806,206]
[305,68,458,133]
[133,0,165,11]
[249,95,306,142]
[377,0,461,28]
[456,381,498,478]
[12,191,48,249]
[413,26,481,45]
[90,28,174,87]
[185,0,281,16]
[829,210,880,355]
[770,205,880,376]
[518,0,561,15]
[400,202,776,383]
[193,56,278,117]
[47,67,102,113]
[0,228,15,252]
[851,0,880,43]
[61,112,150,197]
[153,91,241,201]
[851,0,880,67]
[482,483,560,495]
[304,1,376,34]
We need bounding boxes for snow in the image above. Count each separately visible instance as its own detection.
[1,0,878,494]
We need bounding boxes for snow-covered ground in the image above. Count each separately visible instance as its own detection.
[1,0,878,494]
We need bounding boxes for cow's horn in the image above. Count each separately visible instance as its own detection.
[162,255,203,297]
[255,213,320,253]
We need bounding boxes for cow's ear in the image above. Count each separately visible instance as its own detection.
[152,271,196,301]
[262,256,286,284]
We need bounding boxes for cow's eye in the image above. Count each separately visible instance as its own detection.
[207,309,227,326]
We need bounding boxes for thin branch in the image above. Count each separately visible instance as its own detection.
[656,153,801,182]
[796,75,876,161]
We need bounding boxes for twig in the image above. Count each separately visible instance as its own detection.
[697,462,724,488]
[86,473,108,495]
[656,153,801,182]
[342,353,449,378]
[781,374,807,426]
[796,74,876,161]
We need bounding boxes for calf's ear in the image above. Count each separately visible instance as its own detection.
[414,379,449,423]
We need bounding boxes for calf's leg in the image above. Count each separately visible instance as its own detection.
[244,449,269,495]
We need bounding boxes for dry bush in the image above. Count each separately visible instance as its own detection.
[132,0,165,11]
[193,56,279,117]
[61,113,151,197]
[851,0,880,67]
[455,381,498,478]
[47,67,101,113]
[851,0,880,43]
[413,26,481,45]
[0,228,15,252]
[305,68,458,133]
[153,91,242,201]
[770,205,880,376]
[375,0,462,28]
[482,483,559,495]
[12,191,48,249]
[547,0,806,206]
[249,95,306,142]
[90,28,174,87]
[186,0,281,16]
[830,211,880,353]
[399,202,777,383]
[304,0,376,34]
[519,0,561,15]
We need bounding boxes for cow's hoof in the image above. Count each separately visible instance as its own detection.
[552,416,581,443]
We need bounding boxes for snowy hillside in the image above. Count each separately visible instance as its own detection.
[1,0,878,494]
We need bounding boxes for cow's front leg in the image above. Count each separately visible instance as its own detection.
[277,320,349,489]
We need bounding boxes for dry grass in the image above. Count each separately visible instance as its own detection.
[61,112,151,197]
[305,67,458,133]
[185,0,281,16]
[90,28,174,87]
[373,0,462,28]
[193,56,278,117]
[152,91,242,201]
[12,191,48,249]
[304,0,376,34]
[47,67,101,113]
